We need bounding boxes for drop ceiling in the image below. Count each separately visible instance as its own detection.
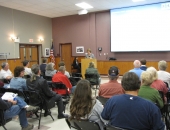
[0,0,169,18]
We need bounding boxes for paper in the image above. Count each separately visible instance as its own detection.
[1,92,17,100]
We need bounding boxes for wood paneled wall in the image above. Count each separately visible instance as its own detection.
[1,57,170,76]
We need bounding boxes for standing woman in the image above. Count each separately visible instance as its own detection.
[72,57,81,73]
[70,79,107,130]
[85,48,95,59]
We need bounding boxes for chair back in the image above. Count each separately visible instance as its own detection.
[52,82,69,95]
[85,73,99,85]
[4,88,26,99]
[66,118,100,130]
[0,109,12,129]
[43,76,52,81]
[23,75,31,79]
[97,96,109,106]
[105,125,126,130]
[164,82,169,88]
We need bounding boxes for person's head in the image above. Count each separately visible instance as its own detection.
[42,58,47,63]
[87,48,91,54]
[140,58,146,65]
[74,57,78,61]
[70,79,93,120]
[58,66,66,74]
[141,71,153,86]
[108,66,119,80]
[58,61,65,67]
[1,62,9,71]
[158,60,167,71]
[88,62,95,68]
[146,67,158,81]
[30,64,40,82]
[23,60,29,67]
[121,72,140,91]
[133,60,141,68]
[46,62,54,71]
[14,66,25,77]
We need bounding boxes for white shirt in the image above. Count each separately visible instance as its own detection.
[24,67,32,76]
[65,71,70,78]
[157,70,170,87]
[0,69,12,79]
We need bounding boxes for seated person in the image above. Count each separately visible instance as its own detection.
[157,60,170,87]
[70,79,108,130]
[85,48,95,59]
[52,66,76,94]
[0,62,13,80]
[10,66,27,91]
[99,66,124,98]
[45,62,57,77]
[140,58,147,71]
[147,67,168,103]
[0,98,33,130]
[85,62,101,85]
[101,72,165,130]
[72,57,81,73]
[129,60,144,79]
[23,60,32,76]
[26,64,68,118]
[138,71,164,108]
[40,58,47,76]
[58,61,70,78]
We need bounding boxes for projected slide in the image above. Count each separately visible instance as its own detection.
[110,2,170,52]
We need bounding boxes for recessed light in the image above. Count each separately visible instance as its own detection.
[132,0,145,2]
[75,2,93,9]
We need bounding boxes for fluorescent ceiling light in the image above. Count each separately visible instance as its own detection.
[132,0,145,2]
[78,9,88,15]
[75,2,93,9]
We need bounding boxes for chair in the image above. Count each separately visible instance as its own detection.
[105,125,126,130]
[43,76,53,88]
[23,75,31,79]
[66,118,100,130]
[52,82,70,113]
[0,110,12,130]
[97,96,109,106]
[23,90,54,129]
[85,73,99,96]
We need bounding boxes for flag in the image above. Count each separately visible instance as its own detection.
[50,43,55,64]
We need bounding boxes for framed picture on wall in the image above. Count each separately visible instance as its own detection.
[76,46,84,53]
[45,48,50,57]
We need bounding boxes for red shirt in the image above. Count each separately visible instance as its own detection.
[52,72,72,95]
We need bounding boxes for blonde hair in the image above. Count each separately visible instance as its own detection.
[88,62,94,68]
[146,67,158,81]
[141,71,153,86]
[158,60,167,71]
[87,48,91,53]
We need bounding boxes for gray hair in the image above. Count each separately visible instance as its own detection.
[58,66,66,72]
[1,62,7,69]
[133,60,141,68]
[141,71,153,86]
[108,75,118,80]
[146,67,158,81]
[158,60,167,71]
[30,64,40,82]
[46,62,54,71]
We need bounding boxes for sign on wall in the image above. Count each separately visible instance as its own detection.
[76,46,84,53]
[45,48,50,57]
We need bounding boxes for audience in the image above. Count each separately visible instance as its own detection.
[26,64,68,118]
[58,61,70,78]
[40,58,47,76]
[0,62,13,80]
[140,58,147,71]
[129,60,144,79]
[157,60,170,87]
[10,66,27,91]
[45,62,57,77]
[52,66,76,94]
[98,66,124,98]
[147,67,168,102]
[72,57,81,73]
[85,62,101,85]
[0,98,34,130]
[23,60,32,76]
[138,71,163,108]
[70,79,108,130]
[101,72,165,130]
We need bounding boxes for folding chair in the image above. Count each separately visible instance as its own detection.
[52,82,70,113]
[85,73,99,96]
[97,96,109,106]
[43,76,52,88]
[23,75,31,79]
[105,125,126,130]
[0,110,12,130]
[23,90,54,129]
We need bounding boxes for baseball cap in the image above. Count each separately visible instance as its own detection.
[109,66,119,76]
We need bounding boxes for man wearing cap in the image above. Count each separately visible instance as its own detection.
[23,60,32,76]
[98,66,124,98]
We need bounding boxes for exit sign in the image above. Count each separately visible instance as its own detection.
[29,39,33,43]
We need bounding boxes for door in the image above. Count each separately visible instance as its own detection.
[20,44,39,67]
[61,43,72,73]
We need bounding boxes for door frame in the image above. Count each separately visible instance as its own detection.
[59,43,72,60]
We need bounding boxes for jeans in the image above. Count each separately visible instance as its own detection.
[15,96,27,108]
[71,86,76,94]
[4,105,28,127]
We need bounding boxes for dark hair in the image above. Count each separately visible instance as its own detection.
[23,60,29,66]
[42,58,47,63]
[70,79,93,120]
[58,61,65,67]
[121,72,140,91]
[140,58,146,65]
[14,66,25,77]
